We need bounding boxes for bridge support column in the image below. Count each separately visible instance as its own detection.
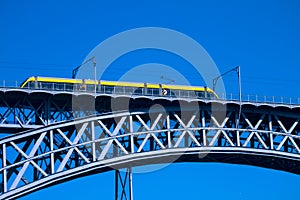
[115,168,133,200]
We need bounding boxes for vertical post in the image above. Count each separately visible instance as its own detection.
[33,137,38,180]
[93,56,97,97]
[115,170,119,200]
[93,57,97,116]
[237,66,242,129]
[91,121,96,162]
[236,113,240,147]
[115,168,133,200]
[50,130,55,175]
[2,143,7,193]
[167,113,171,148]
[269,115,274,150]
[129,116,134,154]
[237,66,242,105]
[201,111,207,146]
[45,97,51,126]
[129,167,133,200]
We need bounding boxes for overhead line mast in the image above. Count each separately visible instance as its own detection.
[213,66,242,128]
[72,57,96,79]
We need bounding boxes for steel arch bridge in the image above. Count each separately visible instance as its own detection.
[1,89,300,199]
[1,93,300,199]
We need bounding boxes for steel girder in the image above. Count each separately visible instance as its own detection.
[115,168,133,200]
[1,88,300,134]
[1,106,300,199]
[0,90,74,133]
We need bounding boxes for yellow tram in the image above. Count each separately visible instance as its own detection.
[20,76,218,99]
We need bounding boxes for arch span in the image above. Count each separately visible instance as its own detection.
[1,106,300,199]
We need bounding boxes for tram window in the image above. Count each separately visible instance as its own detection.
[84,84,91,91]
[146,88,152,95]
[40,82,52,90]
[188,90,196,98]
[100,85,105,93]
[73,83,80,91]
[123,87,131,94]
[171,90,177,97]
[103,85,114,93]
[114,86,124,94]
[197,91,205,98]
[39,82,45,89]
[153,88,159,95]
[172,90,180,97]
[28,82,35,89]
[146,88,159,95]
[114,86,120,93]
[54,83,64,90]
[65,84,73,91]
[53,83,59,90]
[207,92,214,99]
[181,90,188,97]
[133,88,143,95]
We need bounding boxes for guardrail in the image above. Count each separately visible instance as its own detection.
[0,80,299,105]
[0,80,20,88]
[218,93,300,105]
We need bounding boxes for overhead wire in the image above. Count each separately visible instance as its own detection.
[1,60,299,89]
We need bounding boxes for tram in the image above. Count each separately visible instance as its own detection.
[20,76,218,99]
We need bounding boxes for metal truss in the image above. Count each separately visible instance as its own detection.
[115,168,133,200]
[0,90,74,133]
[1,88,300,134]
[1,105,300,199]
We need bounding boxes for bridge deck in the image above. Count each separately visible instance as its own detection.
[0,88,299,134]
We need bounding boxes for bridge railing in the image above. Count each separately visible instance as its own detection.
[0,80,20,88]
[0,80,300,105]
[218,93,300,105]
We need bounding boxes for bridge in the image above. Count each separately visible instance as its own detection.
[1,87,300,199]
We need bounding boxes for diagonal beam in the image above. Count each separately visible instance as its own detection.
[98,120,113,137]
[10,132,47,190]
[275,115,299,134]
[112,117,127,136]
[242,113,265,129]
[173,113,201,147]
[9,142,48,177]
[56,124,90,171]
[98,140,114,160]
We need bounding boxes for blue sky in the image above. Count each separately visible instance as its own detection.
[1,0,300,199]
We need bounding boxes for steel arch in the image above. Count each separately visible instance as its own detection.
[1,106,300,199]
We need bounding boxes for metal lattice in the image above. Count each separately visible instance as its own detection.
[1,88,300,133]
[1,105,300,199]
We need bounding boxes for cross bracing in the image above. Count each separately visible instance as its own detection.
[1,103,300,199]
